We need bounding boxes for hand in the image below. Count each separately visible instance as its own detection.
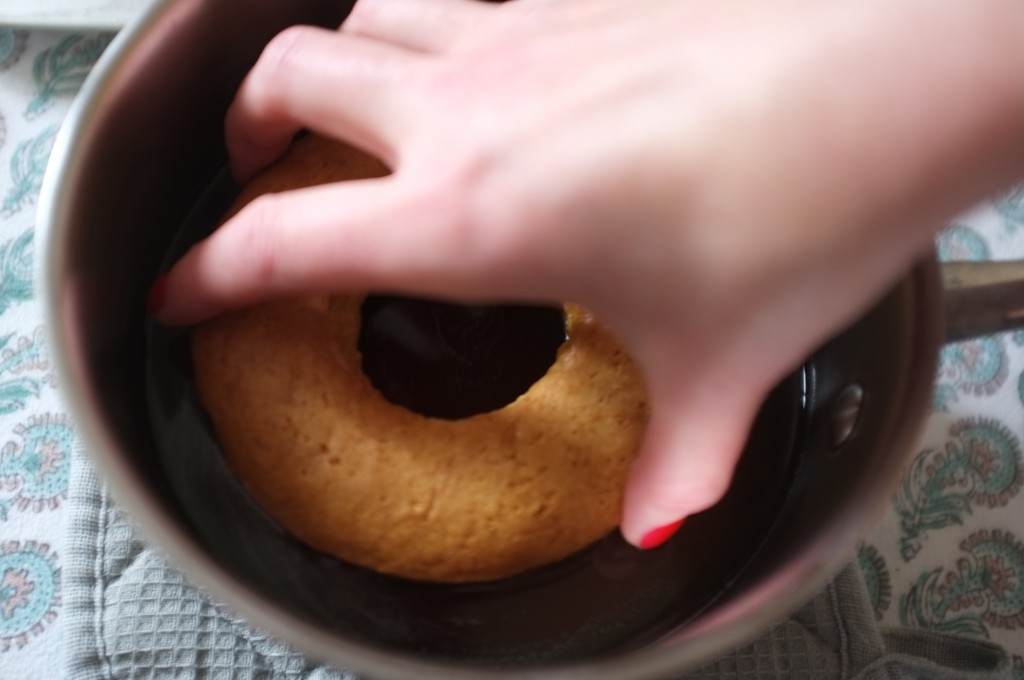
[152,0,1024,547]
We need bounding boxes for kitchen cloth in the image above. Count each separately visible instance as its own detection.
[62,440,1012,680]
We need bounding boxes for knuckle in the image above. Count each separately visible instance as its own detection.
[400,147,548,289]
[428,163,521,270]
[342,0,383,36]
[469,163,548,265]
[225,195,286,288]
[250,26,313,106]
[410,174,483,261]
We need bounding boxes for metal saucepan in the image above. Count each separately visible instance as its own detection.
[36,0,1024,678]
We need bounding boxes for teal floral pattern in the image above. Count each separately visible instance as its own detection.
[895,419,1023,561]
[0,30,28,73]
[0,540,59,651]
[0,31,95,674]
[0,414,72,521]
[857,544,892,621]
[932,223,1002,412]
[937,223,991,261]
[0,231,34,315]
[1016,334,1024,410]
[931,224,1005,411]
[26,34,111,119]
[932,337,1009,412]
[901,529,1024,637]
[2,126,58,218]
[995,186,1024,235]
[0,328,52,416]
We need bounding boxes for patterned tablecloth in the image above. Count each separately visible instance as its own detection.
[0,24,1023,680]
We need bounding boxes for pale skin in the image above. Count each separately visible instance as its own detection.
[153,0,1024,548]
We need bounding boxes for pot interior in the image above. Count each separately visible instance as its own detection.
[145,167,807,665]
[45,0,942,672]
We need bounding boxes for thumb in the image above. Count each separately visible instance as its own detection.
[620,369,762,549]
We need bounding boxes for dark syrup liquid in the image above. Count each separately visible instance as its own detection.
[358,296,566,419]
[147,168,807,666]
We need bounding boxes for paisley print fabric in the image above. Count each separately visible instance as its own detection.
[866,202,1024,674]
[0,29,109,680]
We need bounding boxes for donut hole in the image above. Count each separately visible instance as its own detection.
[358,295,567,419]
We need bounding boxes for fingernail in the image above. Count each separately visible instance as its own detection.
[639,518,685,550]
[147,275,168,313]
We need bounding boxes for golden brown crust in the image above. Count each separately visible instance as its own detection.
[190,135,649,582]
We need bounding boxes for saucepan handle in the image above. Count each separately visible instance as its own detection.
[941,261,1024,342]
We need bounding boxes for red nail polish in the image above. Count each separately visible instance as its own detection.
[639,518,685,549]
[147,275,168,313]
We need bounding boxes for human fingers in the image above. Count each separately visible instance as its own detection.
[225,25,427,181]
[342,0,499,53]
[151,176,535,326]
[619,371,763,548]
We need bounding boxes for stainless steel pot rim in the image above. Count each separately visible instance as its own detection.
[36,2,945,677]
